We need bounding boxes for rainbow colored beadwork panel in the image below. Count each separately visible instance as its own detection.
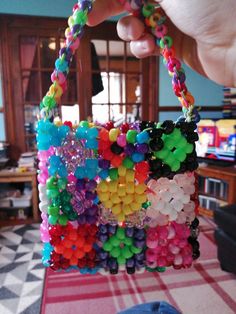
[38,0,200,275]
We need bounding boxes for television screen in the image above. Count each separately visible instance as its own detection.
[196,119,236,162]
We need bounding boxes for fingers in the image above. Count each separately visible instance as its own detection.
[117,15,157,58]
[87,0,125,26]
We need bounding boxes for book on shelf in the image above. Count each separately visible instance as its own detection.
[18,152,36,170]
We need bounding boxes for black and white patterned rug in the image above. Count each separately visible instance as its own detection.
[0,224,45,314]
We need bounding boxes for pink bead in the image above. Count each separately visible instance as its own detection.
[168,243,180,255]
[117,134,127,147]
[146,238,158,249]
[155,24,168,38]
[166,253,175,263]
[158,226,168,239]
[68,174,77,183]
[174,254,183,266]
[167,58,181,73]
[69,37,80,53]
[146,249,157,263]
[183,255,193,267]
[157,256,167,267]
[51,70,66,85]
[160,247,168,257]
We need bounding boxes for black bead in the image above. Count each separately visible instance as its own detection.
[145,152,154,160]
[162,164,171,176]
[192,241,200,251]
[162,120,175,134]
[126,266,135,274]
[177,163,187,173]
[148,128,163,139]
[149,139,164,151]
[110,268,118,274]
[149,159,162,171]
[187,132,199,143]
[191,218,199,228]
[110,142,124,155]
[175,121,188,133]
[192,250,200,260]
[187,121,197,131]
[149,171,162,180]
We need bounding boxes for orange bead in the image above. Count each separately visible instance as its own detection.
[83,243,92,253]
[75,236,85,248]
[99,128,109,141]
[74,249,85,259]
[68,230,78,241]
[63,248,73,259]
[54,244,64,254]
[111,155,123,167]
[70,256,78,266]
[62,238,73,248]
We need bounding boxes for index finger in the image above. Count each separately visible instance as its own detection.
[87,0,125,26]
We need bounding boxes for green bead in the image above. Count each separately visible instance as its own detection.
[142,4,155,17]
[185,143,194,154]
[171,128,182,140]
[130,245,142,254]
[110,247,121,258]
[126,130,138,144]
[164,137,175,150]
[173,149,186,162]
[171,160,181,172]
[48,205,59,216]
[154,148,169,160]
[46,176,56,189]
[68,211,78,221]
[109,168,118,181]
[110,235,120,247]
[79,120,89,128]
[159,36,173,49]
[121,246,133,259]
[122,157,134,169]
[73,10,88,25]
[142,201,151,209]
[117,255,126,265]
[116,227,125,240]
[146,266,157,273]
[103,241,112,252]
[42,95,56,109]
[58,214,68,226]
[61,203,73,213]
[47,187,59,199]
[48,215,58,225]
[156,266,166,273]
[57,178,67,190]
[165,152,175,166]
[123,237,133,246]
[175,136,187,148]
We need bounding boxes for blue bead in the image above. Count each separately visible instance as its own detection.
[75,166,85,179]
[98,169,109,180]
[136,131,150,144]
[131,152,144,163]
[58,165,68,178]
[85,158,98,169]
[86,127,99,139]
[76,126,87,139]
[55,58,68,72]
[58,125,70,139]
[85,139,98,149]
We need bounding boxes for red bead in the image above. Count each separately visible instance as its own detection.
[64,121,73,129]
[120,123,129,133]
[104,121,114,130]
[173,83,187,97]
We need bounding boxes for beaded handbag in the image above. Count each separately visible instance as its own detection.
[38,0,200,275]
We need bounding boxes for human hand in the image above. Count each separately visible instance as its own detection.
[87,0,236,87]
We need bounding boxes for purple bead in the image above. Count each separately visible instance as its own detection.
[108,225,117,234]
[108,258,118,269]
[87,215,97,224]
[135,252,145,261]
[173,71,186,84]
[99,250,109,260]
[77,214,86,224]
[100,260,108,268]
[126,258,135,267]
[72,24,82,35]
[85,191,96,200]
[98,158,110,169]
[87,205,98,216]
[135,229,145,240]
[78,0,93,12]
[124,144,135,156]
[59,47,72,62]
[85,180,97,191]
[134,239,145,248]
[135,143,149,154]
[125,227,134,238]
[99,224,108,234]
[76,179,85,190]
[100,234,109,242]
[135,260,144,268]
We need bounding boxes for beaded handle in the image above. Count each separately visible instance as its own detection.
[39,0,199,123]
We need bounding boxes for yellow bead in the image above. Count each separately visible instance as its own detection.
[135,183,147,195]
[118,185,126,197]
[65,27,71,38]
[126,183,134,194]
[112,204,122,215]
[130,202,141,212]
[117,212,125,222]
[122,205,132,215]
[103,200,113,209]
[99,192,110,202]
[98,181,108,192]
[119,176,126,184]
[109,128,120,142]
[122,194,133,205]
[109,181,118,193]
[134,193,147,204]
[118,165,126,177]
[68,16,74,28]
[111,193,121,204]
[126,169,135,182]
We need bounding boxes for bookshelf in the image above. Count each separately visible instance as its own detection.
[197,164,236,217]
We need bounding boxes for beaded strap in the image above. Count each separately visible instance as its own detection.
[39,0,200,123]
